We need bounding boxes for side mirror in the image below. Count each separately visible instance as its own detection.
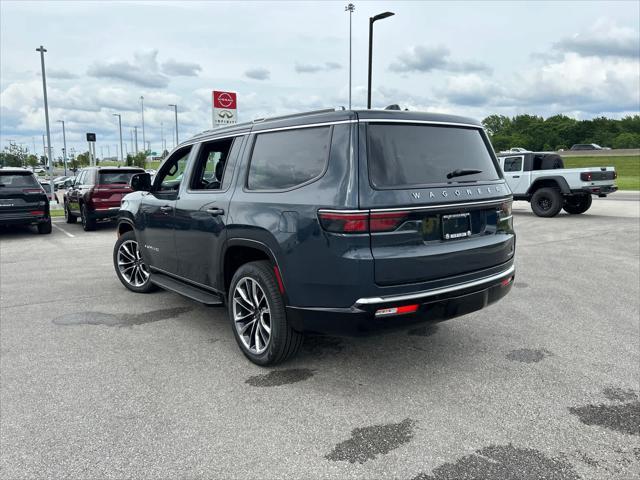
[130,172,152,192]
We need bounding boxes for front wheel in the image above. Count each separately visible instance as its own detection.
[563,194,592,214]
[113,231,157,293]
[530,188,563,217]
[228,261,303,366]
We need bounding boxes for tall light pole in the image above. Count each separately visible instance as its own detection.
[56,120,67,176]
[134,126,139,154]
[36,45,55,201]
[168,104,178,147]
[140,96,146,153]
[345,3,355,109]
[367,11,395,109]
[112,113,123,163]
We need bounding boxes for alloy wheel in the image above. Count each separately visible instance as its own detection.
[117,240,150,287]
[232,277,271,354]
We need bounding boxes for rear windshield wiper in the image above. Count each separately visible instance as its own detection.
[446,168,483,179]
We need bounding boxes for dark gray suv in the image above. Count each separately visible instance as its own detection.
[113,109,516,365]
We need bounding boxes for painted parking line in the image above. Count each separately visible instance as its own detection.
[52,223,75,238]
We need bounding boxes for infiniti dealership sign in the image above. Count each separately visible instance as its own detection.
[212,90,237,127]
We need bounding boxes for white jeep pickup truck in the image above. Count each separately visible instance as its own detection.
[496,151,617,217]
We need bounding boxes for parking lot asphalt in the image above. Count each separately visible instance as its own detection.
[1,194,639,480]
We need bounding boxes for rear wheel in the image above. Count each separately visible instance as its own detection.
[113,231,157,293]
[563,194,592,214]
[531,188,563,217]
[64,202,77,224]
[37,219,52,234]
[228,260,302,366]
[81,204,96,231]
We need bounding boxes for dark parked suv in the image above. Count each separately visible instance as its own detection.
[113,109,516,365]
[64,166,145,231]
[0,168,51,234]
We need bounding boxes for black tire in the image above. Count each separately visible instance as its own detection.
[81,204,96,231]
[37,219,52,234]
[228,260,303,366]
[563,194,592,214]
[64,202,77,224]
[113,231,157,293]
[530,188,563,217]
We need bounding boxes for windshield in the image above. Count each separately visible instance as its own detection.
[0,172,40,188]
[367,124,501,188]
[98,170,142,185]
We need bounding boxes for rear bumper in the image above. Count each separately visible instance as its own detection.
[0,212,49,226]
[90,206,120,219]
[287,264,515,335]
[578,185,617,196]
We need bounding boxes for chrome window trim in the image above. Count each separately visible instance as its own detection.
[370,197,512,213]
[253,119,356,135]
[354,264,515,306]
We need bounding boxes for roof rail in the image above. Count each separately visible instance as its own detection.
[252,107,343,124]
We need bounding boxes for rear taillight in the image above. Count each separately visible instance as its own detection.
[497,200,513,233]
[318,211,369,233]
[369,211,410,232]
[30,210,45,216]
[318,210,409,234]
[613,171,617,179]
[22,188,44,194]
[375,304,419,317]
[581,172,593,181]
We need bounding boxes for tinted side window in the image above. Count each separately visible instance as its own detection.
[247,126,331,190]
[190,138,234,190]
[155,147,191,193]
[503,156,523,172]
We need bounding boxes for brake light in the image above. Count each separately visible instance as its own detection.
[318,211,368,233]
[581,172,593,181]
[375,304,419,317]
[22,188,44,194]
[496,200,513,233]
[29,210,45,215]
[369,211,410,232]
[318,210,410,234]
[501,276,514,287]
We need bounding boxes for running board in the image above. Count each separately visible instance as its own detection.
[150,272,223,306]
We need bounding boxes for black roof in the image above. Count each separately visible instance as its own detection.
[0,168,35,174]
[185,108,483,146]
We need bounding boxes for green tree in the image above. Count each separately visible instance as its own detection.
[0,144,28,167]
[612,132,640,149]
[76,151,91,167]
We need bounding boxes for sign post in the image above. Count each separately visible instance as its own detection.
[86,133,96,166]
[212,91,237,127]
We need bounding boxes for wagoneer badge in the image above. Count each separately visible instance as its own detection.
[411,185,502,200]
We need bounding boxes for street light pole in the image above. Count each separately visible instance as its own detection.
[345,4,355,109]
[113,113,123,163]
[134,126,138,154]
[36,45,55,202]
[140,96,146,153]
[367,11,395,109]
[56,120,67,176]
[168,104,178,147]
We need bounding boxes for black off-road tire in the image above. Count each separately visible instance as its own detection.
[113,231,157,293]
[37,219,52,234]
[563,194,592,214]
[228,260,303,366]
[531,188,563,217]
[81,204,96,231]
[64,202,77,224]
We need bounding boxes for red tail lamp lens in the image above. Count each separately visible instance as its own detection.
[369,211,409,232]
[318,212,368,233]
[375,304,419,317]
[29,210,45,215]
[501,276,514,287]
[23,188,44,194]
[581,172,593,181]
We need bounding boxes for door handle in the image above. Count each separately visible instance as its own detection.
[205,208,225,216]
[512,176,520,178]
[160,205,173,214]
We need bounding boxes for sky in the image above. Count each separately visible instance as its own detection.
[1,0,639,158]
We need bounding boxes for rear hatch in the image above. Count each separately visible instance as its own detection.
[0,171,48,218]
[92,169,143,208]
[359,120,515,286]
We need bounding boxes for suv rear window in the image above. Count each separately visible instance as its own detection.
[367,124,500,188]
[248,126,331,190]
[0,172,39,188]
[98,170,143,185]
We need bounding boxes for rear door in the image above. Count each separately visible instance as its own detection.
[0,171,48,219]
[359,120,514,286]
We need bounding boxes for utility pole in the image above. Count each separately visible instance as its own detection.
[36,45,55,201]
[56,120,67,176]
[134,126,138,153]
[168,104,178,146]
[113,113,124,163]
[140,96,145,152]
[345,4,355,109]
[161,121,165,153]
[367,12,395,109]
[42,134,46,164]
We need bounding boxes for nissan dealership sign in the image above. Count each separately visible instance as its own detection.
[212,90,237,127]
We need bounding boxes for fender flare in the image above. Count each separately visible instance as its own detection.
[527,176,571,195]
[221,237,284,293]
